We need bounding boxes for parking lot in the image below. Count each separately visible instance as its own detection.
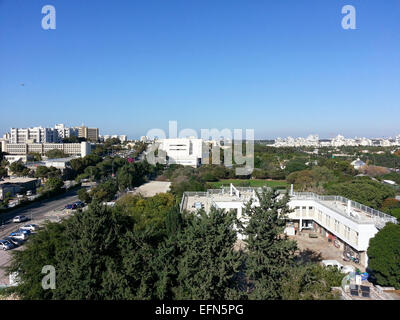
[0,209,73,286]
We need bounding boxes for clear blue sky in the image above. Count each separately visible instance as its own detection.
[0,0,399,139]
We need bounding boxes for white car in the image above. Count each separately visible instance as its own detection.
[13,215,29,223]
[20,224,39,231]
[9,233,28,240]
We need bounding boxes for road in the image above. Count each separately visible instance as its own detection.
[0,189,80,236]
[0,189,80,285]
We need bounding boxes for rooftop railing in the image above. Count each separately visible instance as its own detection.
[182,187,397,229]
[291,192,397,228]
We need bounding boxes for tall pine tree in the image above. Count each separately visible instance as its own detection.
[175,207,242,299]
[242,188,298,299]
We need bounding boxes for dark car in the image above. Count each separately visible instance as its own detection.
[4,237,24,247]
[17,229,32,235]
[73,201,85,208]
[64,204,77,210]
[0,239,15,250]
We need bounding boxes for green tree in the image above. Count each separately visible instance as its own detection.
[242,189,298,299]
[53,204,131,299]
[9,160,30,176]
[77,188,91,203]
[116,193,175,234]
[285,159,308,175]
[39,177,64,195]
[0,166,7,178]
[28,152,42,161]
[282,264,342,300]
[175,208,242,299]
[45,149,69,159]
[325,177,395,209]
[89,179,118,203]
[367,223,400,289]
[7,222,68,299]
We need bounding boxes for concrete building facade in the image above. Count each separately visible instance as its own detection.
[180,184,397,268]
[78,126,99,142]
[1,141,91,157]
[156,138,206,167]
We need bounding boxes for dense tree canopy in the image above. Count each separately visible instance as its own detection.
[242,189,298,299]
[367,223,400,289]
[325,177,395,210]
[45,149,69,159]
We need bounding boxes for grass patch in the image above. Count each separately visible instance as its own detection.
[207,179,288,189]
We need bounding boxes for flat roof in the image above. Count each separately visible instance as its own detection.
[0,177,38,185]
[181,186,397,228]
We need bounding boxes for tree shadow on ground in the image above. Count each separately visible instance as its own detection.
[296,248,323,264]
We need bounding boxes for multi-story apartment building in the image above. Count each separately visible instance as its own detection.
[180,184,397,267]
[78,126,99,142]
[54,124,79,141]
[10,127,58,144]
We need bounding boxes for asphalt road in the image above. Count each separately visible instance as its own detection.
[0,188,79,237]
[0,189,82,285]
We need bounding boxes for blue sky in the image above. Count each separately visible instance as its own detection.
[0,0,399,139]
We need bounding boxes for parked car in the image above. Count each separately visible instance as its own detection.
[20,224,39,231]
[0,240,15,250]
[9,232,28,240]
[4,237,24,247]
[13,215,29,223]
[26,190,33,196]
[73,201,85,208]
[64,204,77,210]
[17,229,31,235]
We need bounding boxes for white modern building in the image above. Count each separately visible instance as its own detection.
[152,138,207,167]
[180,184,397,267]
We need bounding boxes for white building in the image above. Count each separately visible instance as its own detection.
[180,184,397,267]
[154,138,206,167]
[27,156,78,171]
[10,127,58,144]
[54,124,79,141]
[1,141,91,157]
[100,134,128,142]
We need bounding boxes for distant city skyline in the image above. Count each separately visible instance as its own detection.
[1,123,400,141]
[1,1,399,139]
